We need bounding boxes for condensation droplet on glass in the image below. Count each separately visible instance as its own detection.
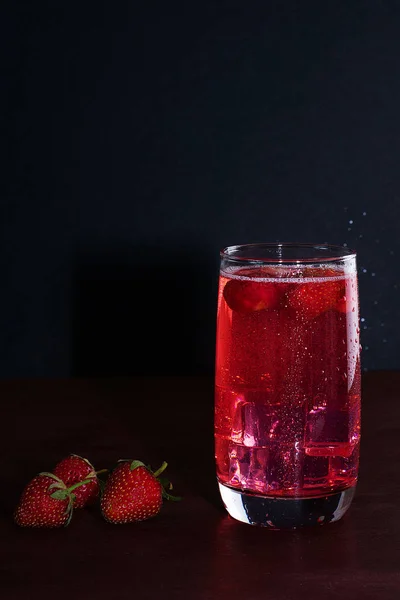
[374,300,378,304]
[371,272,376,277]
[365,346,369,350]
[362,211,367,216]
[348,227,352,231]
[362,268,367,273]
[349,220,354,224]
[343,242,348,247]
[383,339,387,343]
[361,317,365,322]
[359,234,363,238]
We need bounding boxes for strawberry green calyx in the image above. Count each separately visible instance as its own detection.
[129,460,146,471]
[162,488,181,502]
[95,469,108,476]
[39,472,94,526]
[130,460,181,502]
[39,472,65,484]
[153,462,168,478]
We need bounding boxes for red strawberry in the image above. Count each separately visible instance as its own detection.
[53,454,105,508]
[223,279,281,313]
[14,472,78,528]
[101,460,180,524]
[288,280,346,319]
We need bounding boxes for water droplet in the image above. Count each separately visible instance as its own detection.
[343,242,348,247]
[362,211,367,216]
[349,220,354,224]
[374,300,378,305]
[371,272,376,277]
[359,234,363,238]
[348,227,352,231]
[365,346,369,350]
[383,339,387,343]
[361,317,365,322]
[362,268,367,273]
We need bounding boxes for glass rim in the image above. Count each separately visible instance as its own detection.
[220,243,356,264]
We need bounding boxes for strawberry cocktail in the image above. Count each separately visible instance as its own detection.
[215,244,360,528]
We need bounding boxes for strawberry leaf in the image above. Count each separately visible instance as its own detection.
[158,477,172,490]
[129,460,146,471]
[51,490,68,501]
[162,489,182,502]
[153,461,168,478]
[39,472,65,484]
[49,481,65,491]
[64,497,74,526]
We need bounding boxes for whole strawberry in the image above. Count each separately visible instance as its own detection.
[14,472,78,528]
[288,280,345,320]
[101,460,180,524]
[223,278,281,313]
[53,454,105,508]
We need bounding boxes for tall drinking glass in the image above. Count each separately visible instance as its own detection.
[215,244,360,528]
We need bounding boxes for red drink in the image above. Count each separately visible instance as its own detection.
[215,244,361,528]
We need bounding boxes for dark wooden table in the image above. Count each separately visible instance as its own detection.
[1,373,400,599]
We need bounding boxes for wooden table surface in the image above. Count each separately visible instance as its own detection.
[1,373,400,599]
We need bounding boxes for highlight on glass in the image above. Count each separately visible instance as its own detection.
[215,243,361,528]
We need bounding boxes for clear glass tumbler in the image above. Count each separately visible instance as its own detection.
[215,243,361,528]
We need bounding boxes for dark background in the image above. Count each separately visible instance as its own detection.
[1,1,399,377]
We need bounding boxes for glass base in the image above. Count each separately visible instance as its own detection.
[218,482,356,529]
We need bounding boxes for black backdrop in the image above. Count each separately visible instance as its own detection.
[1,1,399,376]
